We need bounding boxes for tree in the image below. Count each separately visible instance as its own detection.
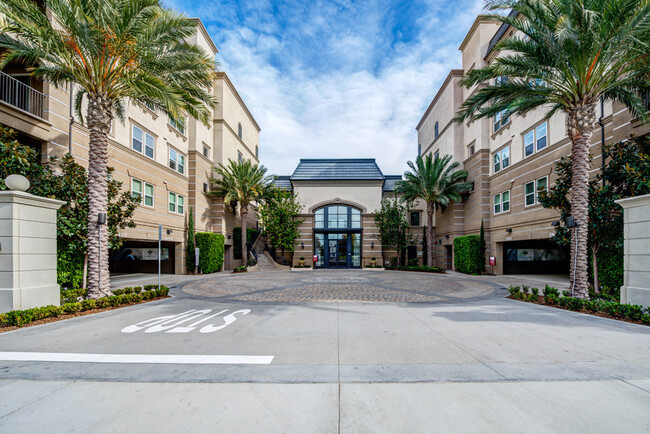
[209,159,274,265]
[396,154,472,267]
[540,136,650,295]
[454,0,650,298]
[257,188,303,261]
[374,196,412,267]
[0,0,216,298]
[479,219,486,274]
[0,127,138,289]
[187,208,196,273]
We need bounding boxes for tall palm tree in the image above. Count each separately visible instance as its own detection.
[454,0,649,298]
[0,0,216,297]
[397,154,472,268]
[210,159,274,266]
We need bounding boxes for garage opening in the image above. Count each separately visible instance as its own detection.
[503,240,569,275]
[110,241,177,274]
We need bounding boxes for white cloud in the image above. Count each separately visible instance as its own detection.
[167,0,487,176]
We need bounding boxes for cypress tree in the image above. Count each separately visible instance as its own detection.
[187,208,196,273]
[479,219,486,273]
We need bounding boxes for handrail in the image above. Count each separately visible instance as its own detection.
[265,243,289,266]
[0,71,45,119]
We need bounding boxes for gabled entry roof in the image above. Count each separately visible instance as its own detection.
[290,159,385,181]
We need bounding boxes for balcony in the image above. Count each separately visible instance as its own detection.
[0,70,45,119]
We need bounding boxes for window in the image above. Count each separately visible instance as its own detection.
[468,143,475,157]
[238,151,243,162]
[132,125,154,159]
[524,122,548,157]
[168,148,185,174]
[525,177,548,206]
[494,191,510,214]
[434,150,439,160]
[143,101,155,111]
[494,109,509,132]
[203,145,210,158]
[237,122,242,139]
[418,144,421,156]
[314,206,361,229]
[255,145,259,159]
[132,179,154,207]
[434,121,439,139]
[493,146,510,173]
[168,192,185,214]
[410,212,420,226]
[169,116,186,135]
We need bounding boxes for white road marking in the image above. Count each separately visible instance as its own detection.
[0,352,274,365]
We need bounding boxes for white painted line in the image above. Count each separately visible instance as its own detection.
[0,352,274,365]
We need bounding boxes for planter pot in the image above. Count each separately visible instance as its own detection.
[291,267,313,271]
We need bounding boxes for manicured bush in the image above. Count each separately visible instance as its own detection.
[233,265,247,273]
[453,235,483,275]
[393,265,444,273]
[81,299,96,311]
[61,288,88,304]
[527,293,538,302]
[598,245,623,294]
[195,232,225,273]
[408,257,419,266]
[233,227,258,260]
[508,285,521,296]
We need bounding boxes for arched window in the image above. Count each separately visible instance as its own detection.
[314,205,361,229]
[434,121,439,138]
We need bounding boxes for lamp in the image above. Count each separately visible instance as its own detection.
[551,221,560,227]
[565,216,577,228]
[445,235,449,239]
[505,228,512,233]
[371,242,374,249]
[301,242,304,249]
[166,229,173,235]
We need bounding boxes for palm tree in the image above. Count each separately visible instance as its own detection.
[0,0,216,297]
[397,154,472,268]
[454,0,649,298]
[210,159,274,266]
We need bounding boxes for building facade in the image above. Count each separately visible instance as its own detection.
[0,19,260,273]
[417,15,650,275]
[275,159,427,268]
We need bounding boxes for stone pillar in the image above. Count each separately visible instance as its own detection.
[0,190,65,313]
[616,193,650,309]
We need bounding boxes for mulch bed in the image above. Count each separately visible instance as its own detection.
[0,296,170,333]
[507,295,649,327]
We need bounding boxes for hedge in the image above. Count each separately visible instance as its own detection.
[195,232,224,273]
[453,234,483,275]
[1,286,169,327]
[233,227,258,260]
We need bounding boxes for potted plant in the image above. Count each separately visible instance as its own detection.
[370,257,376,266]
[299,256,305,267]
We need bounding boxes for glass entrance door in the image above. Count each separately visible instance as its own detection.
[327,233,348,268]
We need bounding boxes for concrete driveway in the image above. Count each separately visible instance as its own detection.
[1,270,649,433]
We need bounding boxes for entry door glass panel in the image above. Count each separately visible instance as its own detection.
[328,237,339,267]
[315,233,325,267]
[350,233,361,267]
[337,234,348,267]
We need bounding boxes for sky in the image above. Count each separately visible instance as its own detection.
[164,0,486,176]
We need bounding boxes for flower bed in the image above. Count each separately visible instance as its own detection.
[0,285,169,329]
[507,285,650,326]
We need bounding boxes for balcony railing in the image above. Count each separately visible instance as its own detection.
[0,71,45,119]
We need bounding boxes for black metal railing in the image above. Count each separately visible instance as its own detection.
[246,230,261,266]
[0,71,45,118]
[265,243,289,266]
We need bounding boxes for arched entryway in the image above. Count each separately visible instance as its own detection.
[313,205,362,268]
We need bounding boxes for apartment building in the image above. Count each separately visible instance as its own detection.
[417,15,650,275]
[0,19,260,274]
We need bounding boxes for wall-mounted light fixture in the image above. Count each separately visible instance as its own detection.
[371,242,375,249]
[166,229,173,235]
[505,228,512,233]
[445,235,449,239]
[227,234,232,239]
[551,221,560,227]
[301,242,305,249]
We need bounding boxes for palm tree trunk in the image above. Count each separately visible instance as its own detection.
[241,204,248,266]
[426,204,434,268]
[567,104,596,299]
[86,95,113,299]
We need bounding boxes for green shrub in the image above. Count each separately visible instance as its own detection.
[62,302,82,314]
[112,289,124,296]
[234,265,247,273]
[132,293,143,303]
[155,287,169,297]
[408,257,419,266]
[453,235,483,275]
[394,265,444,273]
[233,227,258,260]
[598,245,623,293]
[545,294,558,305]
[562,290,570,298]
[527,293,538,302]
[60,288,88,304]
[195,232,225,273]
[144,284,157,290]
[133,286,142,294]
[81,299,96,311]
[531,287,540,296]
[388,257,398,269]
[543,285,560,297]
[521,285,530,294]
[508,286,521,296]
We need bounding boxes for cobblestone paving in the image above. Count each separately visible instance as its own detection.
[181,270,499,303]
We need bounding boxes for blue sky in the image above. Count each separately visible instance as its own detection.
[165,0,485,175]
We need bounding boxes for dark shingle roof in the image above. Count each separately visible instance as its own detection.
[383,175,402,192]
[290,159,384,181]
[272,175,293,191]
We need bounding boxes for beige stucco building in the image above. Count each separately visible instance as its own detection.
[274,160,427,268]
[417,14,650,275]
[0,19,260,274]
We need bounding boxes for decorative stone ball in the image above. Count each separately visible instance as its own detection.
[4,174,30,192]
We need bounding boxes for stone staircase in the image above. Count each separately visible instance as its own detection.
[248,234,288,271]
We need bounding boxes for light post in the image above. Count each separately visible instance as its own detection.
[97,212,107,295]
